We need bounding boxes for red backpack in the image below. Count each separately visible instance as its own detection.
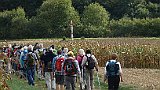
[55,56,65,72]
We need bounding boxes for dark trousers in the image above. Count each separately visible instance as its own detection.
[108,75,120,90]
[65,76,76,90]
[27,67,35,86]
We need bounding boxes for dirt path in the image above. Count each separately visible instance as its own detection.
[99,68,160,90]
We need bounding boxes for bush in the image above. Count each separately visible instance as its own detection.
[81,36,85,40]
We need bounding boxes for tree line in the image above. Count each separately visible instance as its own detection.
[0,0,160,39]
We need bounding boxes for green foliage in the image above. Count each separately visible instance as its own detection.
[72,0,92,14]
[82,3,109,27]
[35,0,80,38]
[110,18,160,37]
[81,3,110,37]
[0,0,160,38]
[0,7,28,39]
[0,0,44,18]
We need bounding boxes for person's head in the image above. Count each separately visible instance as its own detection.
[67,51,74,57]
[23,46,28,50]
[61,47,64,51]
[28,45,33,51]
[39,43,43,49]
[111,53,118,60]
[79,49,85,55]
[63,48,68,54]
[49,47,53,52]
[8,44,12,48]
[50,45,55,49]
[57,50,62,55]
[86,49,91,54]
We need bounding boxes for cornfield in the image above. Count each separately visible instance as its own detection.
[1,38,160,69]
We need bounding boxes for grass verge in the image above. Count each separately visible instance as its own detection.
[6,75,46,90]
[7,74,135,90]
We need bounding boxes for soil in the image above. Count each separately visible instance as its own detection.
[99,68,160,90]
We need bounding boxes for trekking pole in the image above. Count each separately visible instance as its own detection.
[80,67,84,90]
[96,72,101,90]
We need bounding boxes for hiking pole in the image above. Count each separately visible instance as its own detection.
[80,67,84,90]
[96,72,101,90]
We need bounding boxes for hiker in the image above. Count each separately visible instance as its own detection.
[5,44,13,74]
[81,49,99,90]
[15,46,22,76]
[76,49,85,70]
[37,43,45,80]
[42,47,56,90]
[26,45,38,86]
[63,51,82,90]
[53,50,65,90]
[76,49,85,89]
[20,46,28,78]
[105,53,123,90]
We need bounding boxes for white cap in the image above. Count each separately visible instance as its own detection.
[23,46,28,50]
[28,45,33,51]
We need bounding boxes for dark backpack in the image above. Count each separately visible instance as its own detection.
[85,55,95,70]
[106,60,120,77]
[47,60,52,71]
[64,59,77,75]
[27,53,35,67]
[55,56,64,72]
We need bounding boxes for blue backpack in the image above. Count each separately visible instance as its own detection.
[106,60,120,77]
[21,50,28,61]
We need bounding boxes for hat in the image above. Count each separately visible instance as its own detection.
[23,46,28,50]
[67,51,74,57]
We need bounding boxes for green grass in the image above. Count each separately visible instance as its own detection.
[7,75,47,90]
[94,75,135,90]
[7,74,135,90]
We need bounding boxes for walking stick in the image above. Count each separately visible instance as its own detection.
[80,67,83,90]
[96,72,101,90]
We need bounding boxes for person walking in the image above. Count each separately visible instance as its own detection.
[81,49,99,90]
[104,53,123,90]
[26,45,38,86]
[53,50,65,90]
[76,49,85,89]
[63,51,82,90]
[42,47,56,90]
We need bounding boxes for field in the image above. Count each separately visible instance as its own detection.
[1,38,160,90]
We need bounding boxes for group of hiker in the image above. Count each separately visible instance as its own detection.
[1,43,123,90]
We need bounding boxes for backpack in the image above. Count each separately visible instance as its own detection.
[55,56,64,72]
[21,50,28,61]
[38,49,44,58]
[27,53,35,67]
[106,60,120,77]
[7,48,12,57]
[76,55,84,69]
[47,61,52,71]
[85,55,95,70]
[64,59,77,75]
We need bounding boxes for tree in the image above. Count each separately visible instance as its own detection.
[0,7,28,39]
[0,0,44,18]
[81,3,110,37]
[21,0,44,18]
[72,0,92,14]
[36,0,80,37]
